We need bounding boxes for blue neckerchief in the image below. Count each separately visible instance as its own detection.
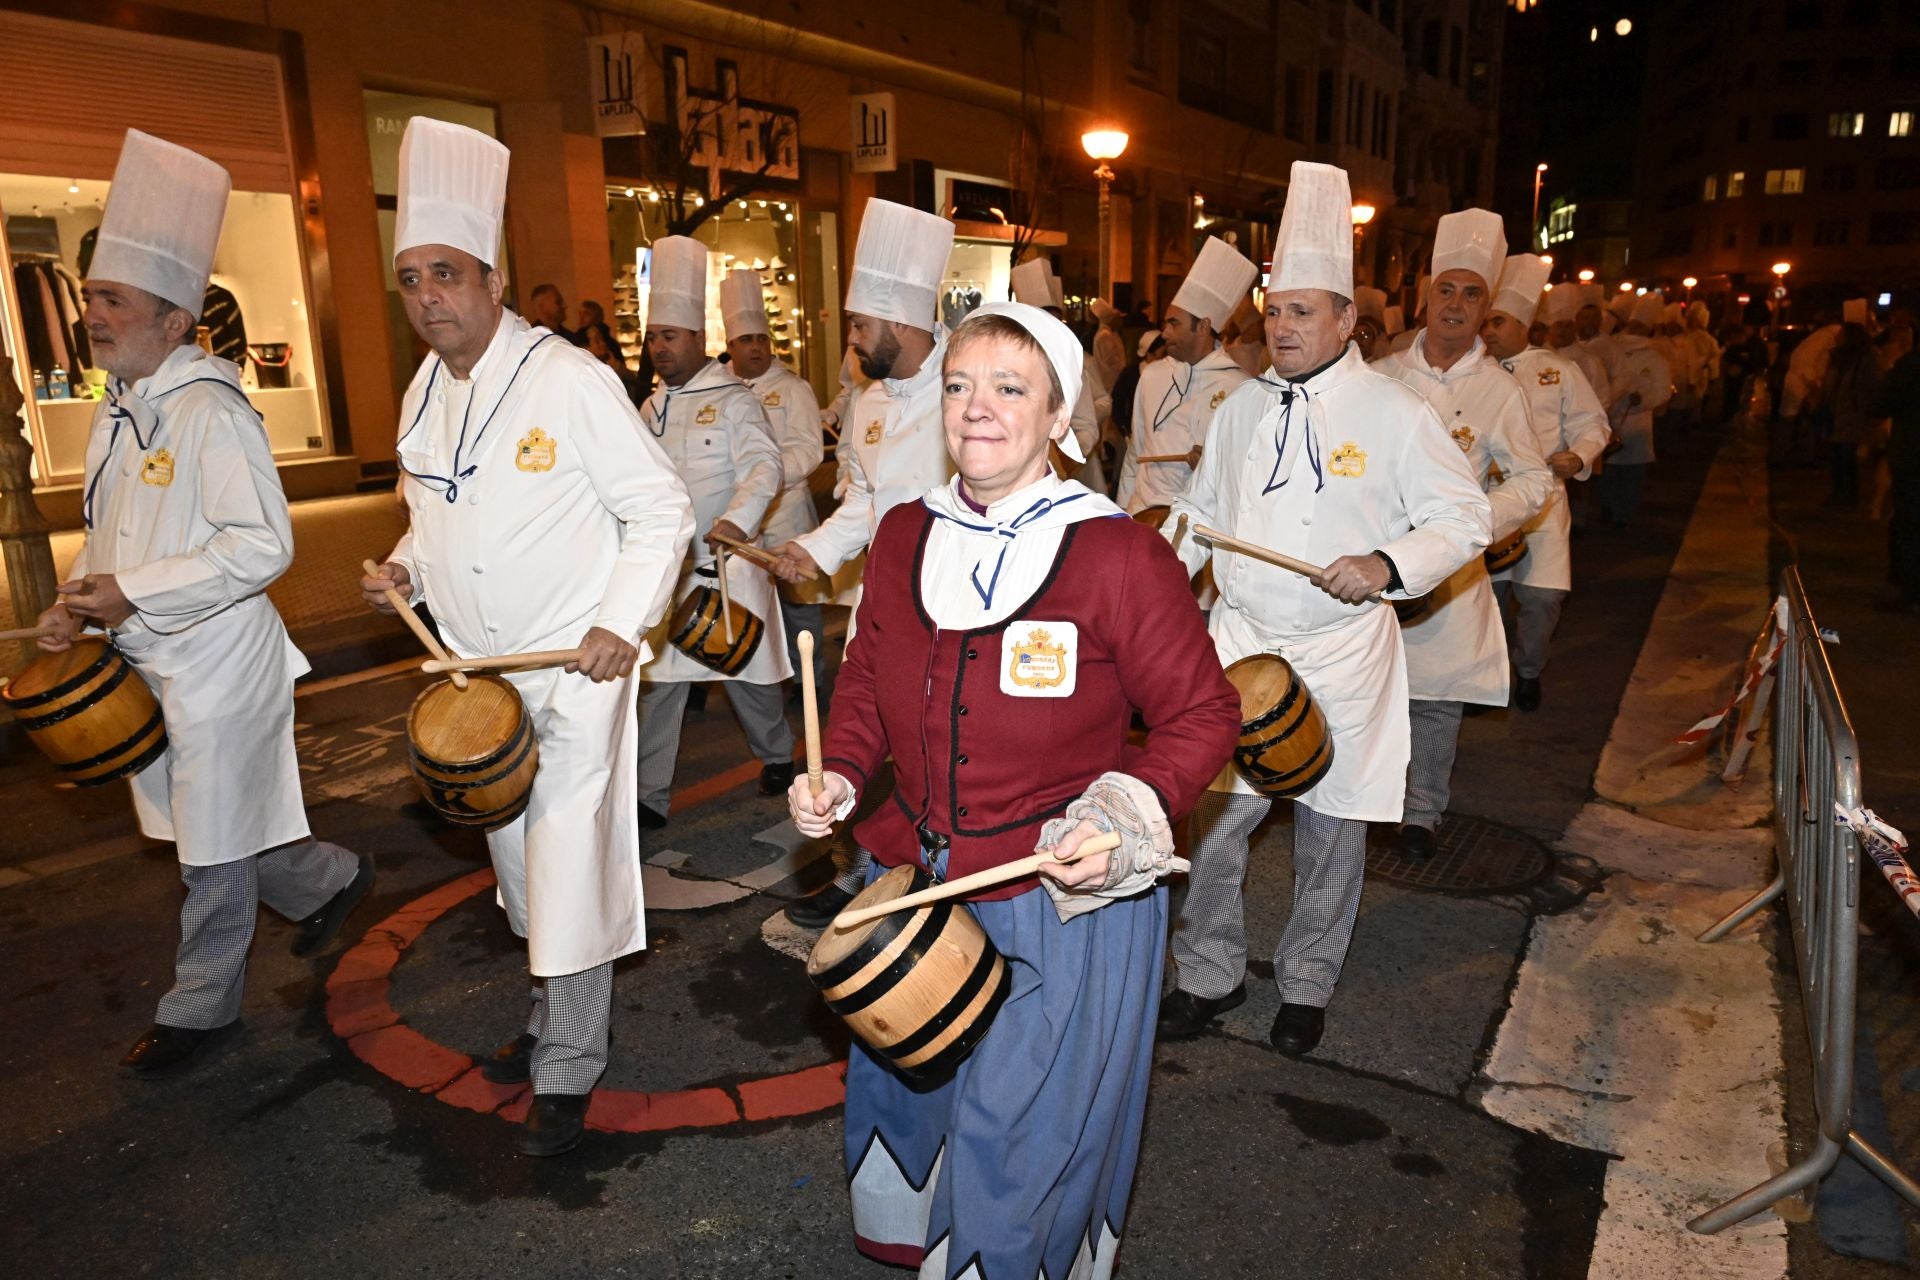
[1255,376,1325,496]
[82,375,261,530]
[927,490,1090,609]
[399,334,561,502]
[1149,361,1193,435]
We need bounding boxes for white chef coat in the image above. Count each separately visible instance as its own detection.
[1092,326,1126,392]
[638,358,791,685]
[1607,335,1674,466]
[1379,334,1552,706]
[1167,345,1491,820]
[1553,340,1613,420]
[74,345,308,866]
[1117,346,1249,513]
[388,309,695,976]
[1494,346,1611,591]
[740,359,824,546]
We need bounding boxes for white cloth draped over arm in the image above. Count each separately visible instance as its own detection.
[1376,403,1494,597]
[115,396,294,632]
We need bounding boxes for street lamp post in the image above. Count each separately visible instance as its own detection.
[1081,127,1130,302]
[1770,261,1791,328]
[1350,202,1376,284]
[1532,163,1548,252]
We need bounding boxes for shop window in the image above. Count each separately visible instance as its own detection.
[1829,112,1865,136]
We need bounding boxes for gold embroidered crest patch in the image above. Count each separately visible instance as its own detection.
[1007,626,1069,689]
[694,404,718,426]
[1209,388,1229,410]
[762,391,782,408]
[1449,424,1476,452]
[864,418,884,446]
[1329,442,1367,478]
[515,427,557,473]
[1537,367,1561,386]
[140,449,174,487]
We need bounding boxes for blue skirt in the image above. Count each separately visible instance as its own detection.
[843,864,1166,1280]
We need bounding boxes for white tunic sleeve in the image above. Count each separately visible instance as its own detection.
[1560,363,1612,479]
[717,391,783,538]
[1377,403,1493,597]
[797,437,875,573]
[774,376,824,489]
[1482,382,1553,541]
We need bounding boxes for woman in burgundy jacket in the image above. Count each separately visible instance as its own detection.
[790,301,1240,1279]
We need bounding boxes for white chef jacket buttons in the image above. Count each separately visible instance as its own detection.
[472,564,485,574]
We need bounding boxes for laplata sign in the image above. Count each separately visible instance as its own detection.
[850,92,897,174]
[588,32,647,138]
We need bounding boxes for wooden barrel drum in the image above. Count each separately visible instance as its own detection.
[668,583,764,676]
[406,674,538,829]
[1483,530,1529,574]
[807,864,1011,1079]
[1223,653,1334,799]
[1,637,166,786]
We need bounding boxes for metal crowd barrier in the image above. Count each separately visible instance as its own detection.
[1689,566,1920,1234]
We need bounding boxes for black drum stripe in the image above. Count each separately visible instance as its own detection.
[880,941,1003,1060]
[1240,739,1334,797]
[413,719,536,787]
[407,713,531,777]
[811,869,938,989]
[822,898,956,1014]
[1239,673,1305,736]
[70,725,170,788]
[1237,732,1331,784]
[55,709,166,772]
[4,643,117,711]
[898,961,1012,1080]
[16,658,133,728]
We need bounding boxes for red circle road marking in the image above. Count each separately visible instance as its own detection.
[326,867,846,1132]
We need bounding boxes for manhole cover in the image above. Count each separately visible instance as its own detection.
[1368,812,1553,896]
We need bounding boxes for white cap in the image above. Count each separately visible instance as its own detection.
[1355,287,1388,323]
[720,268,768,341]
[1629,291,1666,329]
[1430,209,1506,288]
[1138,328,1165,357]
[646,235,708,332]
[1383,304,1406,336]
[1172,237,1258,330]
[1491,254,1552,326]
[1010,257,1052,308]
[394,117,509,269]
[1843,298,1870,325]
[844,198,955,330]
[90,130,230,318]
[957,301,1086,461]
[1269,161,1353,298]
[1542,284,1580,325]
[1090,297,1120,324]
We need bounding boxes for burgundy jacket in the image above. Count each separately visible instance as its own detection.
[822,501,1241,899]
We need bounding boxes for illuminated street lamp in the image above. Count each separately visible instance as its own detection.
[1578,268,1595,283]
[1532,163,1548,251]
[1350,203,1376,227]
[1082,127,1130,300]
[1771,261,1792,327]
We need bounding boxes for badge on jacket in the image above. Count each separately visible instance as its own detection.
[1537,367,1561,386]
[695,404,718,425]
[1209,389,1229,410]
[865,418,884,445]
[1329,442,1366,478]
[1001,621,1077,698]
[515,427,557,473]
[141,449,174,487]
[762,391,782,408]
[1449,424,1476,452]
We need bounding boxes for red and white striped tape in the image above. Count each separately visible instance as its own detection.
[1835,804,1920,920]
[1676,596,1790,746]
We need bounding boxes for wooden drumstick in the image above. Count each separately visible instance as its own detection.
[1192,526,1383,605]
[363,559,467,689]
[798,631,824,797]
[422,647,583,674]
[706,531,781,572]
[1135,452,1192,464]
[715,545,735,643]
[0,624,57,643]
[835,831,1124,928]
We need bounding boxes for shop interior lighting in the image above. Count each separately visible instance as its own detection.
[67,180,79,194]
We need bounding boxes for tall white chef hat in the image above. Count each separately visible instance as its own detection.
[1269,161,1353,299]
[1843,298,1870,325]
[646,236,708,332]
[1576,282,1605,311]
[953,300,1086,462]
[1491,254,1552,326]
[89,129,231,319]
[1661,301,1685,327]
[1172,236,1258,331]
[1629,291,1666,329]
[1383,304,1406,336]
[1010,257,1053,308]
[1355,287,1388,323]
[1090,297,1121,324]
[844,197,955,330]
[1608,290,1637,319]
[1430,208,1507,288]
[1687,300,1710,326]
[720,268,769,341]
[1542,283,1580,325]
[394,117,509,269]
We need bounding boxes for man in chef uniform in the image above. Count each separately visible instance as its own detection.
[719,269,825,693]
[35,130,370,1076]
[1158,162,1491,1053]
[359,119,693,1156]
[1596,291,1674,527]
[1478,255,1611,711]
[1115,237,1258,514]
[770,199,956,929]
[1543,283,1613,415]
[636,239,795,821]
[1011,257,1105,485]
[1377,210,1552,861]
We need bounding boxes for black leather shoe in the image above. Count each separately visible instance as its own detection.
[1269,1003,1326,1057]
[758,761,796,796]
[1156,984,1246,1040]
[123,1021,233,1076]
[637,803,668,830]
[784,881,857,929]
[1397,824,1438,861]
[292,853,376,956]
[480,1032,537,1085]
[1514,675,1542,712]
[517,1093,590,1157]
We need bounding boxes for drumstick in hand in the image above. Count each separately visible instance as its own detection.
[1192,527,1383,604]
[716,546,735,644]
[798,630,824,798]
[835,831,1124,928]
[0,624,58,643]
[422,647,583,674]
[1134,453,1192,464]
[364,559,467,689]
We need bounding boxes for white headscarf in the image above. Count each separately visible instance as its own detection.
[951,300,1087,462]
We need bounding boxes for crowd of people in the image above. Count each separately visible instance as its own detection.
[28,114,1916,1278]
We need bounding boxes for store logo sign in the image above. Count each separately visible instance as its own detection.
[850,93,896,174]
[589,32,648,138]
[666,47,800,188]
